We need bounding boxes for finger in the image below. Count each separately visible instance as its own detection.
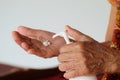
[59,61,75,72]
[27,49,46,58]
[27,48,54,58]
[12,31,23,46]
[64,69,81,79]
[60,42,83,53]
[59,61,83,72]
[66,25,94,41]
[64,69,92,79]
[17,26,55,41]
[21,42,30,51]
[12,31,32,51]
[17,26,42,39]
[58,52,85,62]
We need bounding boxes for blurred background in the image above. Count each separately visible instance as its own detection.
[0,0,110,69]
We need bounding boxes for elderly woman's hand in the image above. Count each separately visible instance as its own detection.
[58,26,118,79]
[12,26,65,58]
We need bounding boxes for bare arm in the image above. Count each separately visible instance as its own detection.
[105,6,117,41]
[101,6,117,47]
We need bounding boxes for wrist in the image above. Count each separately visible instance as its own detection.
[101,41,111,45]
[104,49,120,73]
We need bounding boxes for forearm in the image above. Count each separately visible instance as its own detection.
[105,6,116,41]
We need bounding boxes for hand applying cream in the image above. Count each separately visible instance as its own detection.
[52,27,97,80]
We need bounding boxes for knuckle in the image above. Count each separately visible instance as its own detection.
[74,42,81,48]
[59,63,71,72]
[57,54,63,62]
[74,42,85,50]
[59,46,65,53]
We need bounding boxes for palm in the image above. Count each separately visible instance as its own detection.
[12,26,65,58]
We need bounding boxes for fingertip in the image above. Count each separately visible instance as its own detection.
[12,31,16,34]
[21,42,30,51]
[12,31,23,44]
[63,73,70,79]
[65,25,72,31]
[17,26,24,31]
[12,31,17,35]
[27,49,35,54]
[12,31,17,38]
[64,70,77,79]
[17,26,27,35]
[58,64,66,72]
[12,31,17,40]
[65,25,76,35]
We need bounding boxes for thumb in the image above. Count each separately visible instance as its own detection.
[66,25,94,41]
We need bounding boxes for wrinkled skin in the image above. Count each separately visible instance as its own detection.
[12,25,120,79]
[12,26,65,58]
[58,26,117,79]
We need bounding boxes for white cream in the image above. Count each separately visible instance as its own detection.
[43,40,51,46]
[52,31,71,44]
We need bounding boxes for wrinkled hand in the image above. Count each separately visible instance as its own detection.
[58,26,113,79]
[12,26,65,58]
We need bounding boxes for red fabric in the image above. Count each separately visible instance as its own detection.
[36,72,68,80]
[36,72,104,80]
